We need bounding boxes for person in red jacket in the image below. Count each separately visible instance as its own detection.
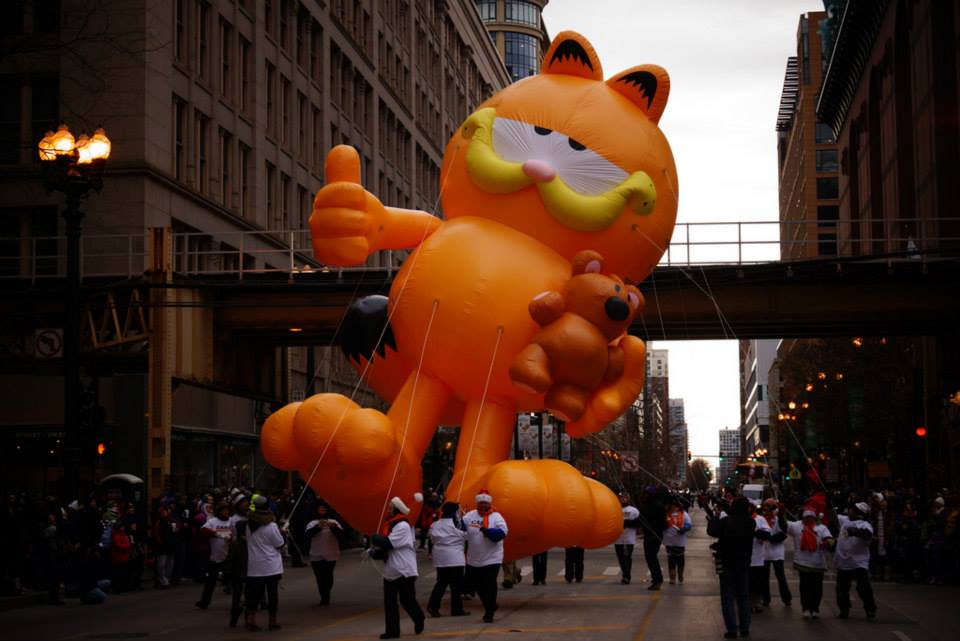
[110,523,133,592]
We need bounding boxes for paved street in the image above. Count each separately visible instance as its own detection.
[2,509,958,641]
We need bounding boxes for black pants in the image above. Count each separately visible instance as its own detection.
[762,560,792,605]
[666,546,686,572]
[615,544,634,581]
[836,568,876,615]
[564,547,584,582]
[310,560,336,604]
[383,576,424,636]
[748,565,766,606]
[198,560,224,607]
[428,566,465,614]
[797,569,824,613]
[719,567,751,634]
[245,574,279,616]
[643,536,663,584]
[467,564,500,617]
[229,576,244,624]
[532,552,548,583]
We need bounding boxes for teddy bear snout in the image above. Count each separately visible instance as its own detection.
[604,296,630,321]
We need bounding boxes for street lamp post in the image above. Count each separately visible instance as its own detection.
[38,124,112,500]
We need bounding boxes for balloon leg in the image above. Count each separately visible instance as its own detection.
[446,399,515,504]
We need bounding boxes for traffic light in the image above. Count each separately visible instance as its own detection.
[915,426,927,437]
[97,442,106,456]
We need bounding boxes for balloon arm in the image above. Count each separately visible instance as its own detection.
[565,335,646,437]
[376,206,444,250]
[528,291,565,326]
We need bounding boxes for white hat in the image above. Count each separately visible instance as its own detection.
[935,497,945,506]
[475,488,493,504]
[854,502,871,514]
[231,493,247,506]
[802,509,817,519]
[390,496,410,515]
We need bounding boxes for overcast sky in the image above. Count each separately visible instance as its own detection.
[541,0,823,461]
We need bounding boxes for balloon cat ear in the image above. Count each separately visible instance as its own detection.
[606,65,671,125]
[541,31,604,81]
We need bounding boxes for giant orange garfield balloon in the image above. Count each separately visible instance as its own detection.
[261,31,678,559]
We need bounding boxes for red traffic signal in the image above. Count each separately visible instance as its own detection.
[97,442,106,456]
[915,426,927,437]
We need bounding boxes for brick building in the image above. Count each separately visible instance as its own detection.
[0,0,511,497]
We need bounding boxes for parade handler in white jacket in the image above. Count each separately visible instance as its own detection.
[835,502,877,620]
[463,489,508,623]
[426,502,470,618]
[370,497,426,640]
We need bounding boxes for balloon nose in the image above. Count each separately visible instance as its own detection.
[522,159,556,183]
[605,297,630,322]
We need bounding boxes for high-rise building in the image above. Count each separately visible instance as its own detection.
[0,0,511,497]
[473,0,550,82]
[718,428,740,485]
[776,11,840,260]
[739,339,777,458]
[638,347,671,481]
[668,398,687,488]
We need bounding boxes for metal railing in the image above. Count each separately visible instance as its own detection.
[2,218,958,282]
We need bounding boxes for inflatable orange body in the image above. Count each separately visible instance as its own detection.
[261,32,678,559]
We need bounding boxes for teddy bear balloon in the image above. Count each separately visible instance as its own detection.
[260,31,678,560]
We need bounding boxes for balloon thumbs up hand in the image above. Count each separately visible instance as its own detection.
[310,145,386,266]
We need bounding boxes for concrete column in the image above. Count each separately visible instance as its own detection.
[147,228,173,500]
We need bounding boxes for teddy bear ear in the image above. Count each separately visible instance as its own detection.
[571,250,603,275]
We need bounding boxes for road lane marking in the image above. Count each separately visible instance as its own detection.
[521,565,532,575]
[892,632,913,641]
[602,566,621,575]
[633,590,662,641]
[325,624,630,641]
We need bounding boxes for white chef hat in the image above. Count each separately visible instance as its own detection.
[854,502,870,514]
[390,496,410,515]
[475,488,493,504]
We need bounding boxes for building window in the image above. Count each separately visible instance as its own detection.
[312,106,322,173]
[174,0,187,62]
[265,61,276,136]
[265,161,276,225]
[503,32,538,81]
[239,36,252,114]
[816,176,838,199]
[297,91,307,158]
[0,76,22,164]
[265,0,275,39]
[194,110,209,191]
[279,0,290,51]
[815,122,835,144]
[815,149,838,173]
[310,20,322,83]
[504,1,539,27]
[219,19,232,100]
[474,0,496,21]
[280,172,291,230]
[280,75,291,145]
[800,16,810,84]
[817,205,839,227]
[219,128,232,207]
[196,1,209,80]
[31,75,60,162]
[298,185,310,232]
[818,233,838,256]
[238,142,251,217]
[296,6,308,68]
[172,95,187,180]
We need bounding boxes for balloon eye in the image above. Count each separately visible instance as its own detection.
[614,285,621,293]
[534,126,552,136]
[568,137,586,151]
